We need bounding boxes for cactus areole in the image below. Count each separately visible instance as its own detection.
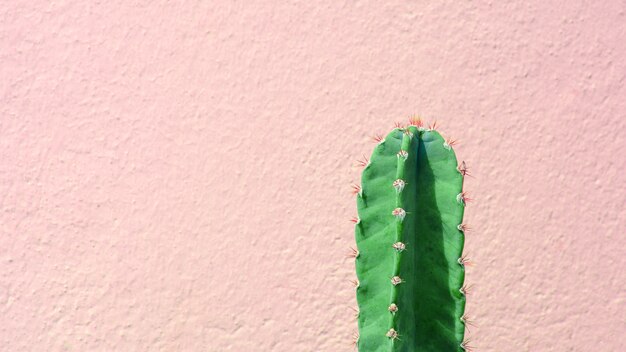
[354,122,469,351]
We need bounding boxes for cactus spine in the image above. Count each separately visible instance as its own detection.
[354,120,469,351]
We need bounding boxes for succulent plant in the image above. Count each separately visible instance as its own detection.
[353,118,471,351]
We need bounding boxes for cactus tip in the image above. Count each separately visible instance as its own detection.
[372,133,384,144]
[350,216,361,224]
[408,116,423,127]
[428,120,438,131]
[394,121,405,129]
[396,150,408,160]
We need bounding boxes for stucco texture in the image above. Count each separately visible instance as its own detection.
[1,1,625,351]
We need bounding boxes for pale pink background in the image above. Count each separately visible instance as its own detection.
[1,1,625,351]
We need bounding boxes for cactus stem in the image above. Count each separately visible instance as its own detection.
[355,124,467,350]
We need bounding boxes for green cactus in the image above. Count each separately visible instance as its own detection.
[353,119,470,352]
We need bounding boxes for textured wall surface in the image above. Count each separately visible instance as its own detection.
[1,1,625,351]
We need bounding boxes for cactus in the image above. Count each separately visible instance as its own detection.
[353,119,470,351]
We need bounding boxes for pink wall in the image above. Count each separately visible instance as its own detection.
[1,1,625,351]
